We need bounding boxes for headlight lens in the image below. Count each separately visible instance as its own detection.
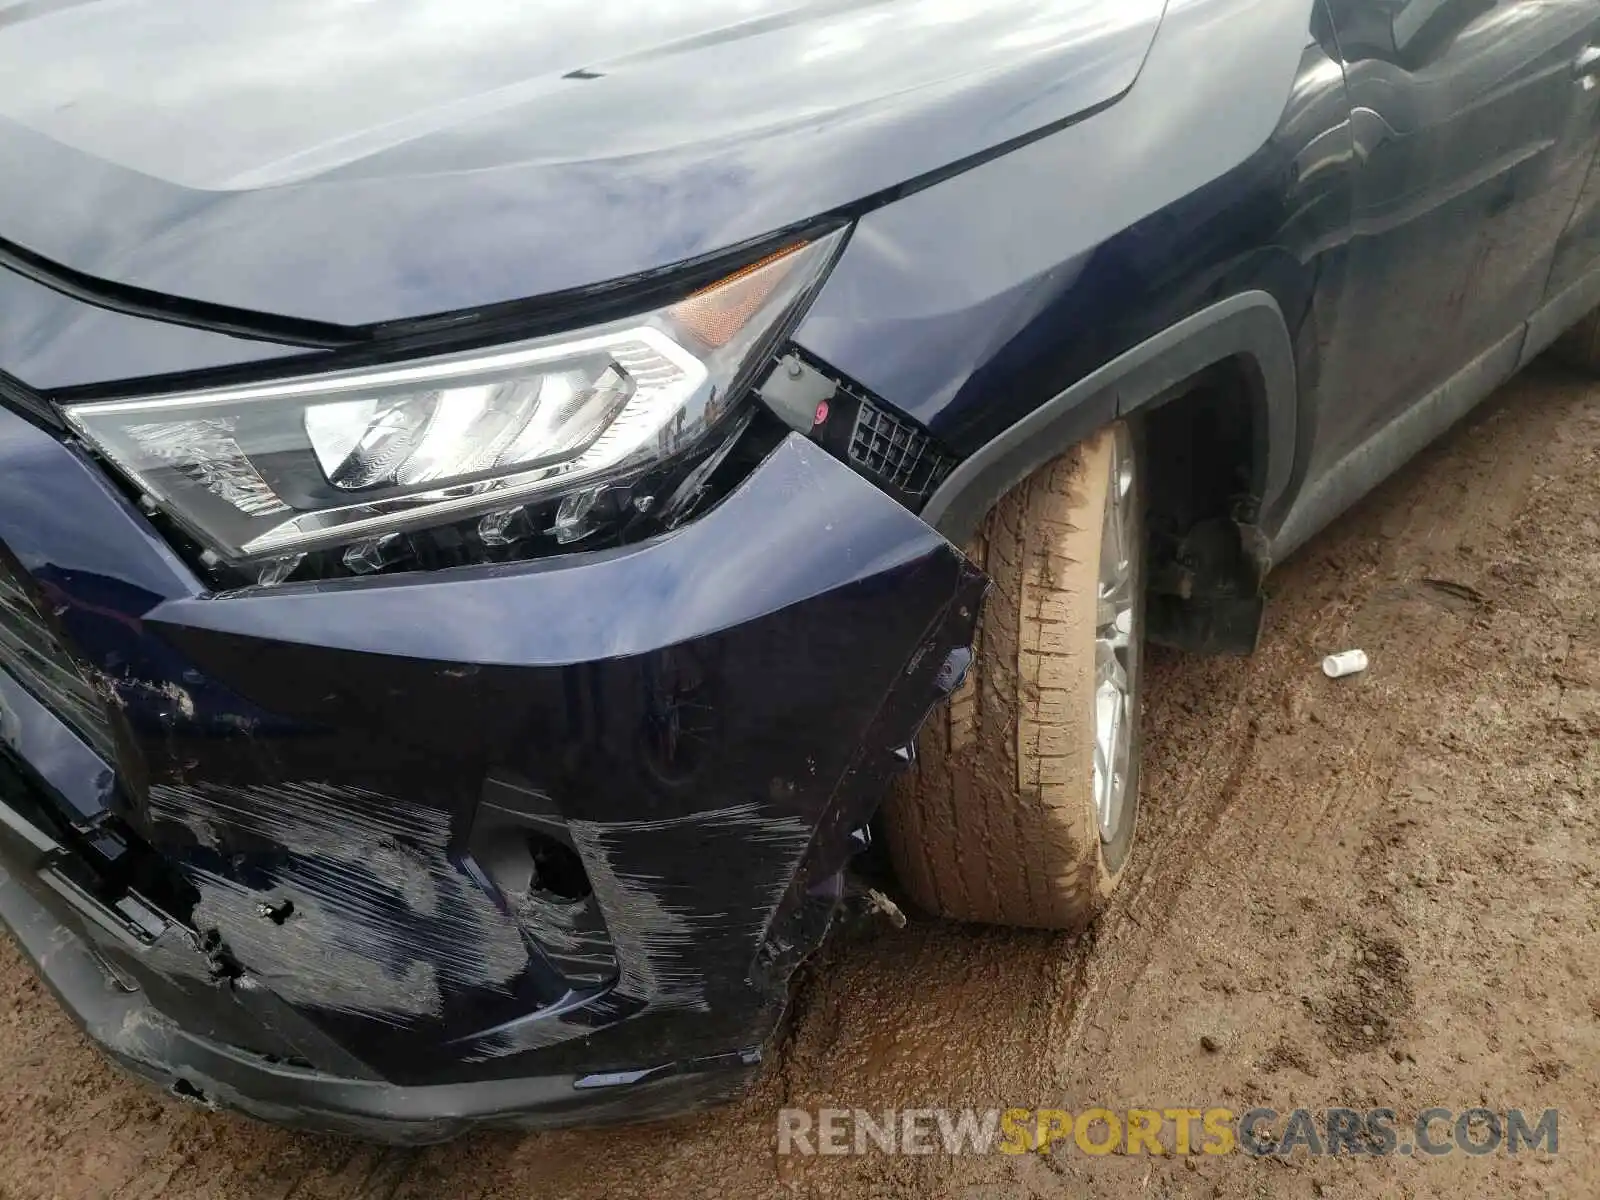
[64,232,844,565]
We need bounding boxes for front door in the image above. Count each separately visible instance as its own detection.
[1314,0,1600,472]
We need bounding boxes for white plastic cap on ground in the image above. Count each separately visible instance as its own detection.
[1322,650,1369,679]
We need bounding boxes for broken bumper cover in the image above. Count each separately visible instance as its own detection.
[0,415,983,1142]
[0,855,764,1141]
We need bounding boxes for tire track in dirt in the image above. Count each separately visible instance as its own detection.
[980,365,1599,1199]
[1065,374,1563,1059]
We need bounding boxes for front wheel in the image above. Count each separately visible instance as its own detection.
[884,422,1145,930]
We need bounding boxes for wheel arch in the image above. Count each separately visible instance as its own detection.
[920,291,1298,550]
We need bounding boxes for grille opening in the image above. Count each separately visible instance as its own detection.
[776,348,955,507]
[527,833,592,904]
[848,402,945,497]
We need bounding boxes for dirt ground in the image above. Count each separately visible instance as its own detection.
[1,363,1596,1199]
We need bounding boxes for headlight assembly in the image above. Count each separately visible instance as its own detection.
[63,230,845,575]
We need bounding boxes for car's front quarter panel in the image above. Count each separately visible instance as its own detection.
[793,0,1352,537]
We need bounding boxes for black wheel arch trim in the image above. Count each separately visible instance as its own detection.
[920,291,1298,548]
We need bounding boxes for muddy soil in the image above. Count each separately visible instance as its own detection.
[1,364,1596,1200]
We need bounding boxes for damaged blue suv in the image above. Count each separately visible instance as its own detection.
[5,0,1600,1142]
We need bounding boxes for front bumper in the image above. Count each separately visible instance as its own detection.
[0,851,763,1142]
[0,403,982,1142]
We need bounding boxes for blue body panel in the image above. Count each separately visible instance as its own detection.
[2,0,1600,1138]
[0,0,1164,326]
[0,404,982,1135]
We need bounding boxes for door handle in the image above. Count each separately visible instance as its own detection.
[1574,45,1600,80]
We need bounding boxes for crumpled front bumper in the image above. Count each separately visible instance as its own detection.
[0,406,983,1142]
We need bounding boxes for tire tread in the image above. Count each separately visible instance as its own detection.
[885,433,1128,930]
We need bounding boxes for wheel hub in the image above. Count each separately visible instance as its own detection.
[1093,424,1141,844]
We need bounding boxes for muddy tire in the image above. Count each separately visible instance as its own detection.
[1553,308,1600,371]
[884,423,1144,930]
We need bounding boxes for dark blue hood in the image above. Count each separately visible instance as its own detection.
[0,0,1161,326]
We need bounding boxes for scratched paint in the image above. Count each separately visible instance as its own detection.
[455,986,638,1062]
[147,779,815,1050]
[148,781,531,1022]
[504,886,615,981]
[454,801,816,1061]
[0,563,119,761]
[569,802,815,1012]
